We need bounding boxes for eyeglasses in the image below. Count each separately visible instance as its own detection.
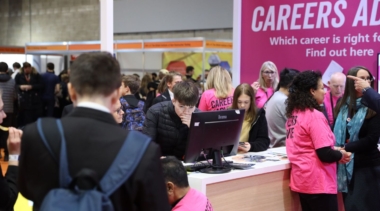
[262,71,275,75]
[115,107,123,114]
[359,77,373,82]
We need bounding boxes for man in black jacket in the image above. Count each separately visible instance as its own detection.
[19,52,170,211]
[143,81,199,160]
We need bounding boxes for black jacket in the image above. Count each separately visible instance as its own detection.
[152,89,171,106]
[0,166,18,211]
[19,107,170,211]
[248,108,270,152]
[142,101,199,159]
[15,73,43,110]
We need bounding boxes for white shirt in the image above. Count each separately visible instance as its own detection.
[11,69,20,79]
[77,102,110,113]
[168,89,174,100]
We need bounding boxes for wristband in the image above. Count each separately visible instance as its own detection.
[9,154,19,161]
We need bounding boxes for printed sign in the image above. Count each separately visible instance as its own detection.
[240,0,380,85]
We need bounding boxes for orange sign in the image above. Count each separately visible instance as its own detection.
[205,41,233,49]
[116,42,143,50]
[144,41,203,49]
[26,45,67,51]
[69,44,100,51]
[0,46,25,54]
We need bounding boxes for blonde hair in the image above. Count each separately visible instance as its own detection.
[205,66,232,99]
[258,61,279,91]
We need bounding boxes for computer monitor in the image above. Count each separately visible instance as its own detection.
[184,109,245,174]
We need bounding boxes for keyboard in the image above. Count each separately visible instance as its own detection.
[185,163,210,172]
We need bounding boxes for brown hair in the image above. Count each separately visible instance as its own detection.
[157,72,182,94]
[231,83,257,123]
[122,75,141,94]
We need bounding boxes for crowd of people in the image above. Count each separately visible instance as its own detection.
[0,53,379,211]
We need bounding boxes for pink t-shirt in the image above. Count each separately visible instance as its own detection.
[172,188,213,211]
[255,87,274,109]
[323,90,340,126]
[286,109,337,194]
[198,88,234,111]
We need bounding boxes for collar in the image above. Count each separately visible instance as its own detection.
[168,89,174,100]
[77,102,110,113]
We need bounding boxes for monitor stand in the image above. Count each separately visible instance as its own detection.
[200,149,231,174]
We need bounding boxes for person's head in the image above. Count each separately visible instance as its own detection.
[140,73,153,93]
[151,72,157,81]
[68,52,121,108]
[112,100,124,124]
[258,61,279,90]
[158,69,169,80]
[158,72,183,94]
[121,75,140,95]
[231,83,257,122]
[0,91,6,124]
[13,62,21,70]
[61,73,69,83]
[161,156,190,205]
[277,68,300,91]
[22,62,32,74]
[208,54,221,68]
[47,62,54,71]
[0,62,8,73]
[133,73,140,79]
[328,72,346,97]
[335,66,376,118]
[286,70,324,118]
[205,66,232,99]
[186,66,194,76]
[172,81,199,117]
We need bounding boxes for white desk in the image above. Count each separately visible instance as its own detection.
[187,147,300,211]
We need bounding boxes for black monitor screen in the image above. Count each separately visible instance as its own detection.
[184,109,245,173]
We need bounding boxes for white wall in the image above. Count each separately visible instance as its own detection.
[117,52,163,77]
[114,0,233,33]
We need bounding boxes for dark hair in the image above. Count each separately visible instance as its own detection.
[47,62,54,70]
[334,66,376,119]
[172,81,199,106]
[13,62,21,69]
[133,73,140,79]
[161,156,189,188]
[231,83,257,123]
[0,62,8,73]
[277,68,300,90]
[122,75,140,94]
[23,62,31,68]
[157,72,182,94]
[285,70,322,118]
[186,66,194,74]
[70,52,121,96]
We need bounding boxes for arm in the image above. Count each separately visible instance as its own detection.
[248,110,270,152]
[142,108,159,142]
[316,147,342,163]
[0,127,22,209]
[361,88,380,113]
[344,115,380,153]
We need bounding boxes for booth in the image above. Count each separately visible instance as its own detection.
[25,37,233,78]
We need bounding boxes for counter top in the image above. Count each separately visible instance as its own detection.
[188,147,290,193]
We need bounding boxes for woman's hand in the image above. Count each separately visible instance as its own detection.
[238,142,251,153]
[251,82,260,93]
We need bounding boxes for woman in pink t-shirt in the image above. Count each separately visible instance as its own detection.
[198,66,233,111]
[285,70,351,211]
[251,61,279,109]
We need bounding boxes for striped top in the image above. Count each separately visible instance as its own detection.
[0,74,16,113]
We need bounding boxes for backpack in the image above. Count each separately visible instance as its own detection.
[120,97,145,131]
[36,118,151,211]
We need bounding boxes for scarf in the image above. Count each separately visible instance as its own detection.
[333,97,367,192]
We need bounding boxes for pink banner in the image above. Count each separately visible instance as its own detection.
[240,0,380,86]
